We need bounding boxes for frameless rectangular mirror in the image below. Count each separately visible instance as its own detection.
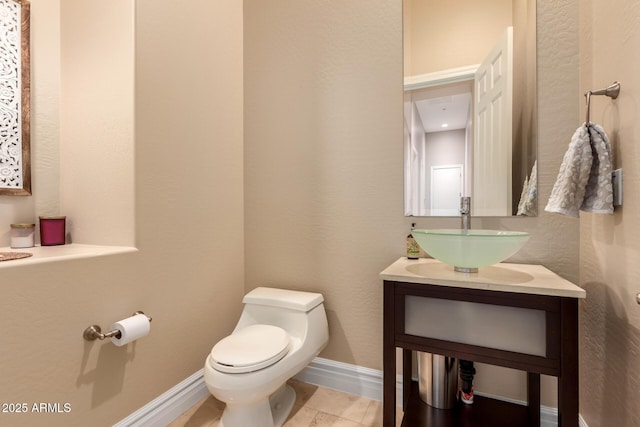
[404,0,536,217]
[0,0,30,196]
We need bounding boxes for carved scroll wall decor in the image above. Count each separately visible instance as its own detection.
[0,0,30,195]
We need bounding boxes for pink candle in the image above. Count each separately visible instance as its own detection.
[39,216,66,246]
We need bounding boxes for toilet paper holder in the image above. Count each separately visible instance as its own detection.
[83,311,152,341]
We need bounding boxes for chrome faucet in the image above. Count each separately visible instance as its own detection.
[460,197,471,232]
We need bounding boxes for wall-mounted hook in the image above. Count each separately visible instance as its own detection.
[585,81,620,126]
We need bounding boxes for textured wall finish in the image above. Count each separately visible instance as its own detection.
[0,0,60,246]
[404,0,513,76]
[244,0,404,370]
[59,0,135,246]
[244,0,579,407]
[579,0,640,426]
[0,1,245,426]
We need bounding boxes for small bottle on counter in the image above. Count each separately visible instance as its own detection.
[406,223,420,260]
[10,223,36,248]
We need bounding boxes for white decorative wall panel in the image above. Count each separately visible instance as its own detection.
[0,0,22,189]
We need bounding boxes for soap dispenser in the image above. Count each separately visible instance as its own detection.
[406,223,420,260]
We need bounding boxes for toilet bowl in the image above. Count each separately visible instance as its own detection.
[204,287,329,427]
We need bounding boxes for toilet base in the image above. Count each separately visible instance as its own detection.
[219,384,296,427]
[270,384,296,426]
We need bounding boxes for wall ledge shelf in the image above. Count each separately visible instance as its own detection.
[0,243,138,269]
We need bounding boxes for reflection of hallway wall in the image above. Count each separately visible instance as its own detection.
[424,129,465,213]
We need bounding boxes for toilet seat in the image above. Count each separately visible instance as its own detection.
[210,324,291,374]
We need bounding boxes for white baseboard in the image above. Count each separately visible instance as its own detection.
[294,357,384,401]
[113,357,590,427]
[112,369,209,427]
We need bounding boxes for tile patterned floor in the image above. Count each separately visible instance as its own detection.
[167,379,403,427]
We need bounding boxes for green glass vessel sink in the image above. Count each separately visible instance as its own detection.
[412,229,530,272]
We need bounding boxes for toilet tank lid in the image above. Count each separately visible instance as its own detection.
[243,287,324,312]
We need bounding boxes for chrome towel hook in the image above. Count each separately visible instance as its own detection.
[585,81,620,126]
[83,311,152,341]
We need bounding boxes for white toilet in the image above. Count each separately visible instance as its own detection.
[204,287,329,427]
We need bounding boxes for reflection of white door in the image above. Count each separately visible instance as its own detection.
[473,27,513,216]
[431,164,462,216]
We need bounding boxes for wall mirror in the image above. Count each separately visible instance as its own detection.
[404,0,536,217]
[0,0,30,196]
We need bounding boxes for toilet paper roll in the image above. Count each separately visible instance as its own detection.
[110,314,151,347]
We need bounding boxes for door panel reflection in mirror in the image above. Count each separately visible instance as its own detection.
[0,0,30,196]
[403,0,536,217]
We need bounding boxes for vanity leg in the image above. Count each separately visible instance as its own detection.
[403,349,412,409]
[527,372,541,427]
[383,282,396,427]
[558,298,579,427]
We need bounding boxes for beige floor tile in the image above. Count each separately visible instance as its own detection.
[168,382,390,427]
[166,413,190,427]
[303,386,373,423]
[283,404,319,426]
[288,379,320,407]
[310,411,362,427]
[361,400,382,427]
[358,400,404,427]
[167,395,225,427]
[396,407,404,427]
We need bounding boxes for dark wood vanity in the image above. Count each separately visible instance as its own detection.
[381,258,585,427]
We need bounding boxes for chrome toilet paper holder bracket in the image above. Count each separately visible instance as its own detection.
[83,311,152,341]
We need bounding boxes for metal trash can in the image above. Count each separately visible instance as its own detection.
[417,352,459,409]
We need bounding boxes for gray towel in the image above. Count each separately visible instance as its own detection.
[581,124,613,214]
[545,123,613,217]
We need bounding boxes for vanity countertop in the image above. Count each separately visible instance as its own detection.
[380,257,585,299]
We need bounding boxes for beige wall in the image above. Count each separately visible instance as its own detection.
[244,0,404,367]
[579,0,640,425]
[0,1,244,426]
[0,0,61,245]
[60,0,134,245]
[404,0,513,76]
[245,0,579,408]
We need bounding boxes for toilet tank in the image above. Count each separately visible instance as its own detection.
[243,287,324,312]
[234,287,327,343]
